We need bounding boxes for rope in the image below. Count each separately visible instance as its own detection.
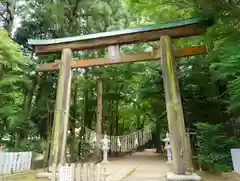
[51,108,153,152]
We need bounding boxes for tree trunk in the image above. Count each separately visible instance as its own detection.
[111,101,115,156]
[115,99,119,156]
[136,106,141,151]
[70,81,78,161]
[108,100,113,156]
[5,0,16,34]
[155,119,161,153]
[79,70,89,156]
[43,111,52,170]
[95,78,103,163]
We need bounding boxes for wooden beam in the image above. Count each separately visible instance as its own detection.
[28,17,213,54]
[59,50,73,164]
[50,49,72,181]
[160,36,188,174]
[33,24,205,54]
[108,45,120,60]
[36,46,206,72]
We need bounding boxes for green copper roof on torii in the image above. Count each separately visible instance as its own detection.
[28,17,212,46]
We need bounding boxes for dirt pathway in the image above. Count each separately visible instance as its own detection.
[114,149,240,181]
[111,149,171,181]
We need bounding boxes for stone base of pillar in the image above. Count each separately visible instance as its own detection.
[166,172,201,181]
[100,160,110,164]
[48,166,52,172]
[36,166,58,180]
[165,160,173,164]
[36,172,52,179]
[48,165,59,172]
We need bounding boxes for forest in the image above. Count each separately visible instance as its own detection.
[0,0,240,173]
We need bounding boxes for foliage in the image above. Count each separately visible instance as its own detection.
[0,28,26,68]
[77,136,94,161]
[0,28,33,147]
[196,123,236,172]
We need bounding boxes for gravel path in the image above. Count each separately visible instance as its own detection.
[108,149,171,181]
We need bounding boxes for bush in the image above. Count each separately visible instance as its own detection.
[196,122,236,172]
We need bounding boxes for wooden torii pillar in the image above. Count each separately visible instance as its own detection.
[160,36,202,180]
[50,49,73,181]
[160,36,187,174]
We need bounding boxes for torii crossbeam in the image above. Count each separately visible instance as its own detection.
[28,16,213,181]
[36,46,206,72]
[28,17,211,54]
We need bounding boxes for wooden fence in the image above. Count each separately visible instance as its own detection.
[56,163,107,181]
[0,152,32,174]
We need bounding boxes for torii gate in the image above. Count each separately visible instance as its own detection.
[28,17,212,181]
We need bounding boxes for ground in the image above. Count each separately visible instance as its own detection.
[0,171,47,181]
[2,149,240,181]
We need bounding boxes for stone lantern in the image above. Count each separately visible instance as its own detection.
[101,134,110,164]
[162,132,172,164]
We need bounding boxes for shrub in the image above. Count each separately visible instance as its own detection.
[196,122,236,172]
